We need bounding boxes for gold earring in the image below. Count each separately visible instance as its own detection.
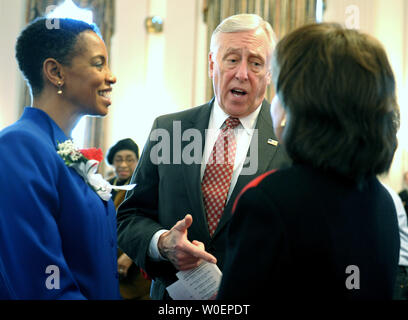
[280,118,286,127]
[57,81,63,95]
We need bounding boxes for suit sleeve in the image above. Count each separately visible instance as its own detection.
[217,186,290,300]
[0,131,86,299]
[117,118,174,277]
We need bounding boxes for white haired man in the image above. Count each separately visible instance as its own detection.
[117,14,290,299]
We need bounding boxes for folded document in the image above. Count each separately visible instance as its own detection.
[166,261,222,300]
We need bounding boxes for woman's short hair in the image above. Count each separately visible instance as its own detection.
[210,14,277,55]
[273,23,400,183]
[16,17,100,96]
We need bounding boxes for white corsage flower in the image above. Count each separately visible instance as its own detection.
[57,140,135,201]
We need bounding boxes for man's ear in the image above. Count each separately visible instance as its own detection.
[266,70,272,86]
[42,58,64,87]
[208,52,215,79]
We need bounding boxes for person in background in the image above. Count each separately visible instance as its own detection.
[0,17,119,299]
[398,172,408,216]
[117,13,291,299]
[218,23,400,300]
[381,183,408,300]
[106,138,151,300]
[106,138,140,208]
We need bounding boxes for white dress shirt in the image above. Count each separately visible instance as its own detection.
[148,100,263,261]
[201,99,261,200]
[382,183,408,266]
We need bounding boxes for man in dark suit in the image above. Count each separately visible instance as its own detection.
[117,14,290,299]
[399,172,408,216]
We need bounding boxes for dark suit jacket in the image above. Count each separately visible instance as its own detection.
[218,164,400,300]
[117,99,291,299]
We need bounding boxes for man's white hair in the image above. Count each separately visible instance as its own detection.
[209,14,277,55]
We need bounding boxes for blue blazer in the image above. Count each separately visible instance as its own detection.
[0,107,120,299]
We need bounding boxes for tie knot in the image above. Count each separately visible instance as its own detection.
[224,117,240,130]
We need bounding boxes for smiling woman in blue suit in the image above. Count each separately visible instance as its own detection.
[0,17,119,299]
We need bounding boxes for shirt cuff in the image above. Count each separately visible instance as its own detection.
[148,229,169,261]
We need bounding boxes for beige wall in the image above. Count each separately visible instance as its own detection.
[108,0,208,155]
[0,0,25,129]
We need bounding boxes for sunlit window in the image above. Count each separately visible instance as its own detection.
[46,0,93,148]
[316,0,324,23]
[46,0,93,24]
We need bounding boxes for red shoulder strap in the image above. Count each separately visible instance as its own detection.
[232,169,277,214]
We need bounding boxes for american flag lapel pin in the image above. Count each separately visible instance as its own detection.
[267,138,278,146]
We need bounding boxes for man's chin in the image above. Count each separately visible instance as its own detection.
[223,104,253,118]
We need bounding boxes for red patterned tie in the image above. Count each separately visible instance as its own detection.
[202,116,241,236]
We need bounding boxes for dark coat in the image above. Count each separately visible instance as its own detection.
[218,164,400,300]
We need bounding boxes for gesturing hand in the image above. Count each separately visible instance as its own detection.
[117,253,133,277]
[158,214,217,270]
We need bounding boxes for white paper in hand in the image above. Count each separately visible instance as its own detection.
[166,261,222,300]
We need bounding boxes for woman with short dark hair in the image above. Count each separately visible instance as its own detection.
[0,17,118,299]
[218,23,400,300]
[272,23,399,184]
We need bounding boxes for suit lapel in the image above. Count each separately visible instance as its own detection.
[213,100,280,238]
[252,100,281,175]
[181,100,213,241]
